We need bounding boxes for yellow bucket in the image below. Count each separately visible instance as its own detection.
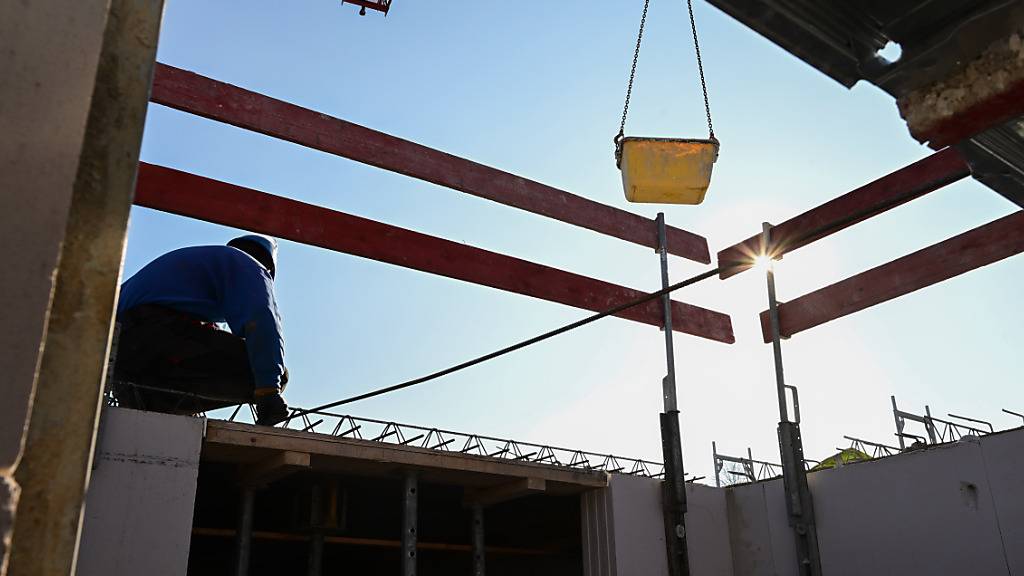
[618,137,719,204]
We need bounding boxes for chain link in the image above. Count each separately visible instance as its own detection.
[615,0,651,166]
[687,0,715,140]
[616,0,716,166]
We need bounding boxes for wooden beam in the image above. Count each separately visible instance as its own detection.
[241,450,310,487]
[717,149,970,279]
[758,210,1024,341]
[464,477,546,507]
[192,527,550,555]
[149,63,711,264]
[134,163,734,343]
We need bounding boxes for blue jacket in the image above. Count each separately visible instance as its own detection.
[117,246,286,390]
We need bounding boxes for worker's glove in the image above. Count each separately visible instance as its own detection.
[255,391,289,427]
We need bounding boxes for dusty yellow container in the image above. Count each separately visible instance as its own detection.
[618,137,719,204]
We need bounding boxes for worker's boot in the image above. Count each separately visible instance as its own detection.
[254,390,289,426]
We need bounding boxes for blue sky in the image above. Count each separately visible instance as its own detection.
[128,0,1022,480]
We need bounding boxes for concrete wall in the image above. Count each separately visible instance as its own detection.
[2,0,163,573]
[77,408,205,576]
[581,475,734,576]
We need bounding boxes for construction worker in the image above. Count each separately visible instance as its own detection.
[112,234,290,426]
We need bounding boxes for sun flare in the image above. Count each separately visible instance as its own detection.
[753,254,774,272]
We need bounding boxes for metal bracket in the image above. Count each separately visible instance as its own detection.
[656,213,690,576]
[777,422,822,575]
[784,384,801,424]
[763,223,822,576]
[891,395,937,449]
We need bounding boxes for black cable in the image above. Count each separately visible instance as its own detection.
[720,166,969,270]
[287,267,721,421]
[286,168,969,422]
[789,169,968,251]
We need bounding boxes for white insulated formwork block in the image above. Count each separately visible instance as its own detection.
[582,428,1024,576]
[725,478,798,576]
[811,438,1010,576]
[979,428,1024,575]
[607,474,669,576]
[77,407,205,576]
[581,474,733,576]
[685,482,735,576]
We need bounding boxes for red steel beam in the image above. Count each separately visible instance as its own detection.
[134,162,734,343]
[150,63,711,264]
[757,210,1024,342]
[717,148,971,279]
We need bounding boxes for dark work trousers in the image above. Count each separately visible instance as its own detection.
[113,305,257,415]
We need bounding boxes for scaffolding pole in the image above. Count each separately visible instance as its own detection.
[308,482,324,576]
[402,472,418,576]
[471,503,486,576]
[234,487,255,576]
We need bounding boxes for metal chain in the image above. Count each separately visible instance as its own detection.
[616,0,716,165]
[615,0,651,165]
[687,0,715,139]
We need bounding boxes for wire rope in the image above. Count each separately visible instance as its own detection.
[288,267,720,421]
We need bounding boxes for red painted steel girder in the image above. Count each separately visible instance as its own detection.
[149,64,711,264]
[135,162,735,343]
[914,78,1024,149]
[757,210,1024,342]
[717,148,971,279]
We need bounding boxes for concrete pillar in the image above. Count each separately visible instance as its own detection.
[0,1,112,574]
[2,0,165,574]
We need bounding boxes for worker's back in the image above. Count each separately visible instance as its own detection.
[113,242,289,422]
[117,245,276,334]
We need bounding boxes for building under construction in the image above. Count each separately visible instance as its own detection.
[3,1,1024,576]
